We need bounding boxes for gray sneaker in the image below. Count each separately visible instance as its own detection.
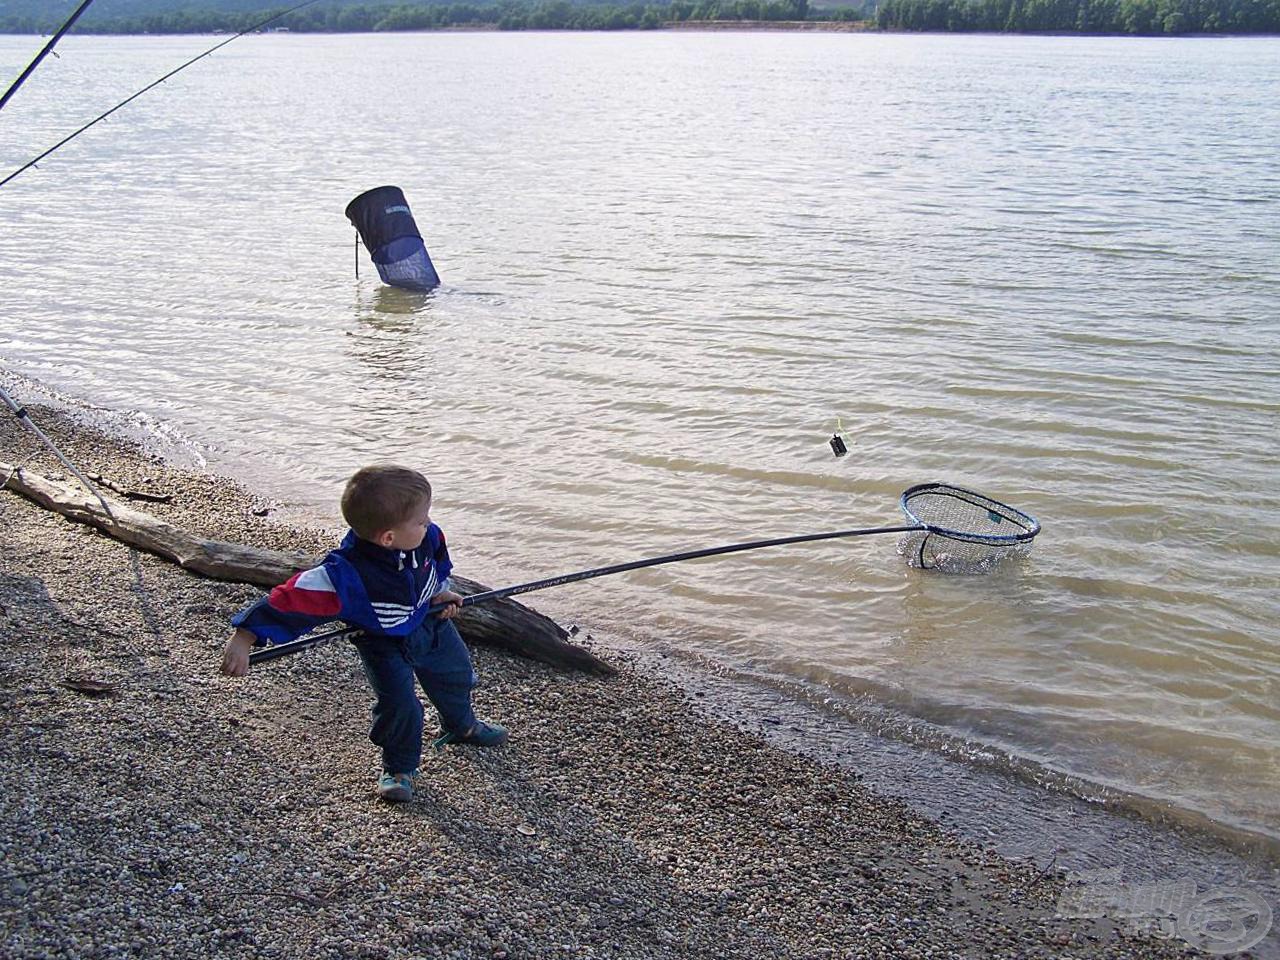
[433,720,509,749]
[377,770,416,803]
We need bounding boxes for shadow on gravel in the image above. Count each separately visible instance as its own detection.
[126,547,165,645]
[392,748,800,959]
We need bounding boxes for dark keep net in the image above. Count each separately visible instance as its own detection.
[345,185,440,291]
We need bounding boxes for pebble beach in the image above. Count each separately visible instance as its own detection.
[0,406,1198,959]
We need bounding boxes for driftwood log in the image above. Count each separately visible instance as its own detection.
[0,462,614,675]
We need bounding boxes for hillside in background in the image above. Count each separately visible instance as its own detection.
[0,0,280,19]
[0,0,870,34]
[2,0,1273,33]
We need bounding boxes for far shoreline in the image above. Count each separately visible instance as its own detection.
[5,21,1280,37]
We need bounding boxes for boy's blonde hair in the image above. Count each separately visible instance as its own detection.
[341,465,433,540]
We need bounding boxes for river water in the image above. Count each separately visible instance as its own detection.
[1,32,1277,857]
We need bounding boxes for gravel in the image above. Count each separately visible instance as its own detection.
[0,405,1194,959]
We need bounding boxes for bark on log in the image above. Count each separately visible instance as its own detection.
[0,462,615,675]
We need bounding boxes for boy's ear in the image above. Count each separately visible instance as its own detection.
[375,529,396,548]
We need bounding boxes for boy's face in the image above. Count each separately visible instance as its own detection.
[381,496,432,551]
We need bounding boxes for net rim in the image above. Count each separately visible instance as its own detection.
[899,482,1041,545]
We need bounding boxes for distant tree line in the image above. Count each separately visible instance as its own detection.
[6,0,1272,32]
[0,0,879,34]
[876,0,1280,31]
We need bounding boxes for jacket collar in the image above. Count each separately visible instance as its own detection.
[343,530,407,569]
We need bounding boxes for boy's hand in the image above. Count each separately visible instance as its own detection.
[431,590,464,620]
[221,628,256,677]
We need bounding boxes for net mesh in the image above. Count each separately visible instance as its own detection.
[373,236,440,292]
[897,483,1039,574]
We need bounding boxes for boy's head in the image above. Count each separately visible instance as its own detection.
[341,465,433,550]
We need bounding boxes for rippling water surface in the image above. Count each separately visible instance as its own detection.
[2,32,1277,848]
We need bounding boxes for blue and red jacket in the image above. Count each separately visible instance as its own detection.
[232,525,453,646]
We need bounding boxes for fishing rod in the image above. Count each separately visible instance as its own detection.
[1,0,324,190]
[0,384,114,519]
[0,0,97,114]
[248,483,1042,666]
[1,4,326,520]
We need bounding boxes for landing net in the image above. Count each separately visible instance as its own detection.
[897,482,1040,574]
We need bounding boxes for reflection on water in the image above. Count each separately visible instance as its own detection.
[1,32,1278,851]
[366,285,438,319]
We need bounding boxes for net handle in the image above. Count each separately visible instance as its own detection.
[249,485,1041,667]
[248,522,923,665]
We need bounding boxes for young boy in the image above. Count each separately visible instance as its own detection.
[221,464,507,803]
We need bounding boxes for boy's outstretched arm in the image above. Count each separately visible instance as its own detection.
[220,564,348,675]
